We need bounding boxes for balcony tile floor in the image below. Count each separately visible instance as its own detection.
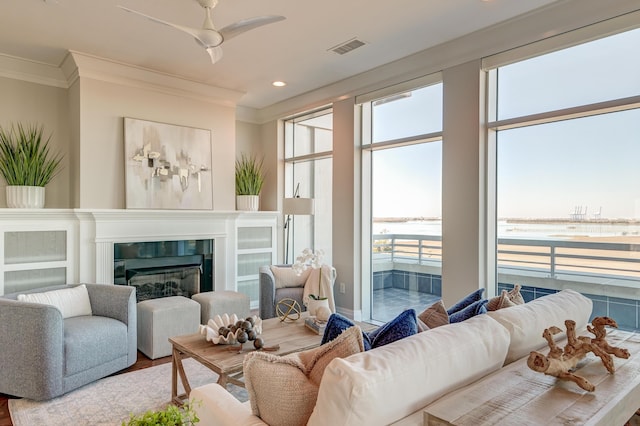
[372,287,440,323]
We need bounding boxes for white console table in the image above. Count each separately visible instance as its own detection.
[424,329,640,426]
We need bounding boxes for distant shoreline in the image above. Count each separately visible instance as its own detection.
[373,217,640,224]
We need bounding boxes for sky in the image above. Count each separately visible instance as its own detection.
[371,27,640,220]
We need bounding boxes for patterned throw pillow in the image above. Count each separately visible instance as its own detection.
[417,299,449,329]
[17,284,93,319]
[244,326,364,425]
[321,310,418,350]
[446,288,485,316]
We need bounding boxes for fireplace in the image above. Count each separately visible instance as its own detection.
[114,239,214,302]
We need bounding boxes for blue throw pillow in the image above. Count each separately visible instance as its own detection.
[448,299,488,323]
[367,309,418,348]
[321,309,418,350]
[321,313,369,348]
[446,288,485,315]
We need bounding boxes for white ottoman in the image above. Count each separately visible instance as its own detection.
[137,296,201,359]
[192,291,250,324]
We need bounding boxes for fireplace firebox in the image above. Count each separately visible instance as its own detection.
[114,239,213,302]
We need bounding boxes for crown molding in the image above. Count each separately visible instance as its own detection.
[0,53,67,88]
[61,51,245,107]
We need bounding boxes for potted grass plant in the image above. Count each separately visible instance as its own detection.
[122,399,200,425]
[0,123,63,208]
[235,153,265,211]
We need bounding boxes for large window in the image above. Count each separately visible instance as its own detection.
[488,27,640,330]
[283,108,333,264]
[361,80,443,322]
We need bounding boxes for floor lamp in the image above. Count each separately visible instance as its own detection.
[283,196,315,264]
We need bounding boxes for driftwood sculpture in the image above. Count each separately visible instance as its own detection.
[527,316,630,391]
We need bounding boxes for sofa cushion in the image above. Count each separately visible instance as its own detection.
[244,326,364,426]
[270,266,311,289]
[446,288,485,315]
[64,315,128,375]
[417,299,448,329]
[321,310,417,350]
[487,289,593,365]
[308,314,510,426]
[18,284,93,319]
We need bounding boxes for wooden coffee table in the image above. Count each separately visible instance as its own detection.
[169,314,326,405]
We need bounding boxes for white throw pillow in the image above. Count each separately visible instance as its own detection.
[18,284,93,319]
[270,266,311,289]
[487,289,592,365]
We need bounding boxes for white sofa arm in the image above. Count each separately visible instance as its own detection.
[191,383,267,426]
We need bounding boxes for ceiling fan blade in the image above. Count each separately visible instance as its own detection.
[117,5,219,45]
[220,15,285,41]
[206,46,223,64]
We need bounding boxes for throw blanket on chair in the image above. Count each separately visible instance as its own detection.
[303,264,336,312]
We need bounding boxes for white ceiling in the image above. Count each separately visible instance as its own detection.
[0,0,562,110]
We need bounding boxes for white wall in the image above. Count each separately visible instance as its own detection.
[77,77,237,210]
[0,55,242,211]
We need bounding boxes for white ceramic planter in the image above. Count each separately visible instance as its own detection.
[236,195,259,211]
[6,185,45,208]
[307,298,330,316]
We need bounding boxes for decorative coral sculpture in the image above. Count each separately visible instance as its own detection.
[527,316,630,391]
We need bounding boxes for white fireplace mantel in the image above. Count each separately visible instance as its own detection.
[0,209,278,297]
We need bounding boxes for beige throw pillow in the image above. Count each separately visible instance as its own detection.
[508,284,525,305]
[417,299,449,329]
[486,290,517,311]
[270,266,311,289]
[244,325,364,426]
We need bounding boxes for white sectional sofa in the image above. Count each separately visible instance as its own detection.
[191,289,593,426]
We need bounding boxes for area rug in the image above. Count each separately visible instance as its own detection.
[8,359,247,426]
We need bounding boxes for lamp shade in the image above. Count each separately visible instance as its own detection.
[283,197,315,215]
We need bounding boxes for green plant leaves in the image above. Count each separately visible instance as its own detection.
[122,399,200,425]
[235,153,264,195]
[0,123,63,187]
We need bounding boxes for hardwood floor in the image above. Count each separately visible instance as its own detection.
[0,351,172,426]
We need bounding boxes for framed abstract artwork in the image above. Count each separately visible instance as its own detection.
[124,118,213,209]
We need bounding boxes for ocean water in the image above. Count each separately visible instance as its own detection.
[373,220,640,239]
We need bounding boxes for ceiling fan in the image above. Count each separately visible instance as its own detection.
[118,0,285,64]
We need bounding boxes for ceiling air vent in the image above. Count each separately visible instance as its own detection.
[329,38,366,55]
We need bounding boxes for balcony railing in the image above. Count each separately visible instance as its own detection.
[372,234,640,282]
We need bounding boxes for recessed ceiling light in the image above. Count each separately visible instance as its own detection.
[272,81,286,87]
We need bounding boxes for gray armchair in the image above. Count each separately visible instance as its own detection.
[0,283,137,400]
[259,265,307,319]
